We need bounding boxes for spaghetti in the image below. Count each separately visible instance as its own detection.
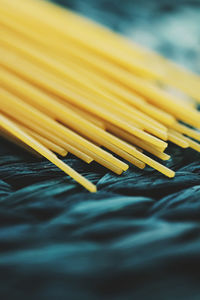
[0,0,200,192]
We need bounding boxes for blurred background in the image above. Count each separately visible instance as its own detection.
[53,0,200,73]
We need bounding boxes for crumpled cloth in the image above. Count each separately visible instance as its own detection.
[0,0,200,299]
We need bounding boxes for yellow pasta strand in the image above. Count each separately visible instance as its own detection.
[1,0,200,104]
[17,123,67,157]
[0,47,167,151]
[0,114,96,192]
[0,87,128,172]
[106,124,171,161]
[0,13,170,132]
[1,0,200,190]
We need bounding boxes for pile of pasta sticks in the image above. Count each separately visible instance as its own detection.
[0,0,200,192]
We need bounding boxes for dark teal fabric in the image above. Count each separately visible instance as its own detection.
[0,1,200,299]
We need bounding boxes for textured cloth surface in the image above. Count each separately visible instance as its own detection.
[0,0,200,299]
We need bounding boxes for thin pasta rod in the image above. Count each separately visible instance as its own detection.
[0,45,137,136]
[0,51,138,137]
[22,86,172,174]
[0,0,160,80]
[0,0,195,178]
[7,112,124,173]
[13,20,192,128]
[0,27,198,139]
[57,79,166,139]
[54,52,199,128]
[31,105,56,119]
[3,0,199,103]
[102,136,174,177]
[17,123,68,157]
[7,112,94,164]
[45,53,169,131]
[125,149,174,177]
[59,51,171,128]
[168,129,189,148]
[160,67,200,103]
[169,130,200,153]
[0,88,171,176]
[48,123,123,174]
[56,96,139,131]
[0,49,167,151]
[68,10,200,100]
[34,44,171,129]
[19,95,143,168]
[184,139,200,153]
[2,0,140,60]
[43,45,169,130]
[3,61,142,133]
[97,142,146,170]
[51,124,123,173]
[0,33,168,145]
[23,2,165,76]
[134,147,144,153]
[69,68,167,131]
[1,104,123,175]
[55,87,166,151]
[0,126,42,158]
[0,16,168,133]
[0,66,106,132]
[165,87,197,108]
[1,102,128,175]
[18,24,195,129]
[0,99,125,175]
[52,91,166,150]
[0,13,172,131]
[62,102,105,130]
[61,116,174,176]
[106,123,170,157]
[0,0,152,57]
[106,124,171,161]
[65,122,145,169]
[0,0,137,55]
[0,87,128,172]
[0,0,148,65]
[72,53,199,127]
[0,21,173,131]
[0,41,191,152]
[0,113,96,192]
[0,65,105,131]
[0,49,172,171]
[0,67,148,164]
[0,41,166,139]
[23,0,200,100]
[4,112,123,175]
[55,81,143,130]
[171,122,200,142]
[48,58,168,140]
[79,77,167,131]
[133,50,200,102]
[2,0,200,102]
[51,39,200,110]
[0,61,126,155]
[63,13,200,102]
[118,76,200,128]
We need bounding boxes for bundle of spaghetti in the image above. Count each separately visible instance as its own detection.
[0,0,200,192]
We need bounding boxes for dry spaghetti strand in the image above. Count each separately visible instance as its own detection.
[0,114,97,192]
[0,0,200,191]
